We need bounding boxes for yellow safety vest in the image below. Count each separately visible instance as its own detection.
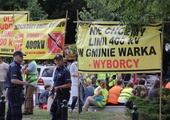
[96,74,106,86]
[118,87,133,101]
[97,88,108,108]
[108,73,117,87]
[26,60,38,84]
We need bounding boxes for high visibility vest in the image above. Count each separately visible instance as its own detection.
[94,86,100,94]
[118,87,133,101]
[96,74,106,86]
[26,60,38,84]
[108,73,117,87]
[107,86,122,104]
[97,88,108,108]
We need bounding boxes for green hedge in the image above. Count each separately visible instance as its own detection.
[126,88,170,120]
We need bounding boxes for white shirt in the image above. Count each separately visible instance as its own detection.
[0,62,9,82]
[70,61,79,96]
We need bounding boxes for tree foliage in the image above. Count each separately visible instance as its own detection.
[126,88,170,120]
[79,0,117,21]
[80,0,170,24]
[20,0,48,21]
[38,0,86,44]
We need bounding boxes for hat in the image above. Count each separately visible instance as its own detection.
[54,54,63,59]
[13,51,26,56]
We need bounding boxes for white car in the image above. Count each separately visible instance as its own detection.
[37,65,55,94]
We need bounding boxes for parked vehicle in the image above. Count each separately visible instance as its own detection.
[37,65,55,94]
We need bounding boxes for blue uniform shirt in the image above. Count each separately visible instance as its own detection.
[53,65,71,92]
[4,61,23,88]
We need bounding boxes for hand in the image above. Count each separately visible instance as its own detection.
[50,94,54,99]
[23,81,29,86]
[54,87,59,92]
[25,64,28,68]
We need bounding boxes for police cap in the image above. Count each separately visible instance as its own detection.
[13,51,26,57]
[54,54,63,59]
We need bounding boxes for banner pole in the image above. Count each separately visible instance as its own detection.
[13,11,15,52]
[77,9,80,120]
[64,10,68,52]
[159,20,164,120]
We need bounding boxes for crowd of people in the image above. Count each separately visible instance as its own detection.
[1,50,170,120]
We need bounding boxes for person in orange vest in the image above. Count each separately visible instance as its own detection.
[165,81,170,89]
[107,80,124,105]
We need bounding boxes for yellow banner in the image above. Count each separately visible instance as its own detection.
[77,22,161,73]
[0,11,29,56]
[14,19,66,60]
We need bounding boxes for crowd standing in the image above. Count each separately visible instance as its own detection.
[2,50,170,120]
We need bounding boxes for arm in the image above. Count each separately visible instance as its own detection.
[70,62,82,78]
[54,83,71,92]
[11,79,29,86]
[22,64,28,74]
[92,88,102,99]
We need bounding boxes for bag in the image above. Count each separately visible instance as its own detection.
[94,96,103,102]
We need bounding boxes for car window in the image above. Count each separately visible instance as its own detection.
[42,67,54,77]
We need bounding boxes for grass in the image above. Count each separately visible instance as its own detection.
[22,108,131,120]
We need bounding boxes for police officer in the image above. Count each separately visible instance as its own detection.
[4,51,29,120]
[50,54,71,120]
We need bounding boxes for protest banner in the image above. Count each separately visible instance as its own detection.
[77,22,161,73]
[14,19,66,59]
[0,11,29,56]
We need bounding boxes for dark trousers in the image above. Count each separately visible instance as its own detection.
[70,96,83,113]
[50,93,70,120]
[6,88,22,120]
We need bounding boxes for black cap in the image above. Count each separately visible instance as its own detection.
[13,51,26,56]
[54,54,63,59]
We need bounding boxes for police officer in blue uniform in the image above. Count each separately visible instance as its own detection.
[50,54,71,120]
[4,51,29,120]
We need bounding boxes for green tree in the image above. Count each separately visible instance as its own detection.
[20,0,48,21]
[79,0,116,21]
[39,0,86,44]
[0,0,27,10]
[80,0,170,26]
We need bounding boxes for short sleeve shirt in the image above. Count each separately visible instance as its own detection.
[4,61,23,88]
[10,61,22,81]
[53,65,71,91]
[27,60,36,72]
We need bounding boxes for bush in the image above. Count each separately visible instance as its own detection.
[126,88,170,120]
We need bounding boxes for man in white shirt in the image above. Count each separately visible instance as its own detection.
[0,56,9,96]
